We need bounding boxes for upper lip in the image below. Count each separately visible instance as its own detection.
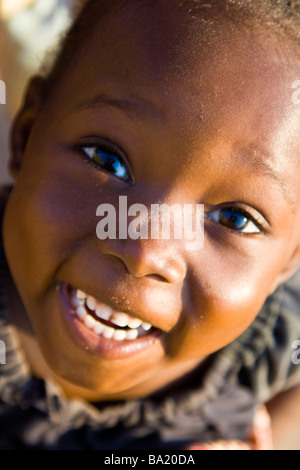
[68,284,165,331]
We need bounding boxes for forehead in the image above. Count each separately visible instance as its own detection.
[53,1,299,127]
[45,1,300,203]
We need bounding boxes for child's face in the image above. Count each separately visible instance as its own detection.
[3,2,300,399]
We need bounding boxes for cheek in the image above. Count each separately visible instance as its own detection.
[168,246,276,360]
[3,151,102,302]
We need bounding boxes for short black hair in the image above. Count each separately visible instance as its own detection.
[43,0,300,96]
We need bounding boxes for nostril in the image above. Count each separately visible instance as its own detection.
[146,274,169,283]
[98,239,186,284]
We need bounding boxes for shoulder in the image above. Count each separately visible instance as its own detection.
[233,270,300,402]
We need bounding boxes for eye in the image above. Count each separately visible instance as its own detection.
[81,143,133,184]
[206,207,262,234]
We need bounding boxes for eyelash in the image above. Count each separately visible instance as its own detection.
[75,141,267,236]
[77,140,134,185]
[205,206,267,235]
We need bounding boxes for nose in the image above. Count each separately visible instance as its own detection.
[98,237,187,284]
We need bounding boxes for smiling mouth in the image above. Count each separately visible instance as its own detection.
[59,283,163,359]
[69,287,155,341]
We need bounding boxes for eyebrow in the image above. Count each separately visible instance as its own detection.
[240,148,295,211]
[75,92,164,124]
[75,94,295,210]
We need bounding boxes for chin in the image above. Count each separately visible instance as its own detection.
[39,343,149,398]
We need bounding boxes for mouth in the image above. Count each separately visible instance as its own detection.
[71,287,154,340]
[59,283,163,360]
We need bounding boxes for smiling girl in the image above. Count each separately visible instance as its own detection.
[1,0,300,450]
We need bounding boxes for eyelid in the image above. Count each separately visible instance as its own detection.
[234,205,270,232]
[75,137,135,185]
[205,203,270,234]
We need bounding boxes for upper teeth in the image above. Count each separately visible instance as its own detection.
[71,289,153,340]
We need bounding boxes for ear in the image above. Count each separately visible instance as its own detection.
[270,243,300,294]
[9,75,47,179]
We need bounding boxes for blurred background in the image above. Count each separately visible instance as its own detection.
[0,0,76,185]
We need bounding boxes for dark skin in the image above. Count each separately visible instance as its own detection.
[2,2,300,407]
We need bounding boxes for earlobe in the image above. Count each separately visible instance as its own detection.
[270,243,300,294]
[9,75,47,179]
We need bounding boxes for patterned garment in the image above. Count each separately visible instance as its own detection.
[0,186,300,450]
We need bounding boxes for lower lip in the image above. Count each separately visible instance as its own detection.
[59,283,163,360]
